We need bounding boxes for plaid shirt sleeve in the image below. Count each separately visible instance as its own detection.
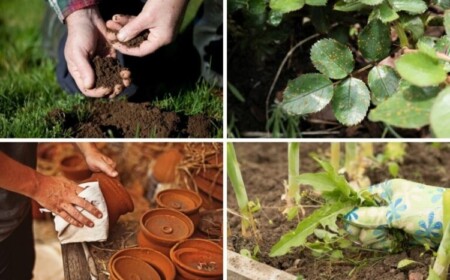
[47,0,100,22]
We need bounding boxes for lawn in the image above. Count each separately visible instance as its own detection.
[0,0,222,138]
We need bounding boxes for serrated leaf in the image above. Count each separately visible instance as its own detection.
[369,81,439,128]
[368,65,400,105]
[358,19,391,61]
[270,0,305,13]
[306,0,327,5]
[369,2,399,23]
[396,52,446,87]
[360,0,383,5]
[389,0,427,14]
[334,0,366,12]
[430,87,450,138]
[311,39,354,79]
[281,73,334,116]
[270,202,353,257]
[331,78,370,126]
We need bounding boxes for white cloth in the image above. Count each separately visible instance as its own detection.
[52,182,109,244]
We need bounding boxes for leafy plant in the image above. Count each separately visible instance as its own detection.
[270,158,377,257]
[230,0,450,137]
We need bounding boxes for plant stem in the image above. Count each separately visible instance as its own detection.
[285,142,303,219]
[361,143,374,158]
[430,190,450,279]
[331,143,341,171]
[345,143,357,180]
[227,143,251,237]
[395,22,409,48]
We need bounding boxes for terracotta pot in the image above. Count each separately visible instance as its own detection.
[156,189,203,227]
[193,176,222,202]
[152,148,183,183]
[205,153,222,166]
[198,210,222,238]
[111,256,160,280]
[196,191,222,211]
[60,153,92,182]
[138,209,194,256]
[37,144,60,162]
[82,173,134,228]
[108,248,176,280]
[197,169,222,185]
[170,239,223,280]
[174,248,222,277]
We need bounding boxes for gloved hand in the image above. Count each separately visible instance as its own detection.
[343,179,445,250]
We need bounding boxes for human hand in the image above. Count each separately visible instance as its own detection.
[65,7,131,98]
[76,143,118,177]
[32,174,103,228]
[343,179,445,250]
[105,0,188,57]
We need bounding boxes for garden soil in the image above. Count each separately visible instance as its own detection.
[228,143,450,280]
[48,100,215,138]
[93,56,126,89]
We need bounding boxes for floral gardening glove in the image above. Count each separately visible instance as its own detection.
[343,179,445,250]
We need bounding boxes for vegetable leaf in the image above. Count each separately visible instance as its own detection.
[369,81,439,129]
[331,78,371,126]
[368,65,400,105]
[430,87,450,138]
[306,0,327,6]
[395,52,446,87]
[358,19,391,61]
[389,0,427,15]
[360,0,383,5]
[270,0,305,13]
[369,2,399,23]
[311,39,354,79]
[334,1,366,12]
[281,73,333,116]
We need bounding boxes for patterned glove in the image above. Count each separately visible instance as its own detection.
[343,179,445,250]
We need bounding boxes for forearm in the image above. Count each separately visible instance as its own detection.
[47,0,100,22]
[74,143,98,156]
[0,152,40,198]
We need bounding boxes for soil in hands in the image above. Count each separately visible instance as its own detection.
[47,100,215,138]
[107,27,149,48]
[93,56,127,89]
[228,143,450,280]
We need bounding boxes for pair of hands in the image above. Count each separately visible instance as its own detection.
[32,144,118,228]
[344,179,445,250]
[65,0,187,98]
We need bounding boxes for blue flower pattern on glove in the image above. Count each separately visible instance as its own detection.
[344,208,358,222]
[431,188,444,203]
[373,225,386,240]
[415,212,442,244]
[387,198,407,224]
[370,180,393,201]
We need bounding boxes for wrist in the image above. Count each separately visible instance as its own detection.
[66,6,101,27]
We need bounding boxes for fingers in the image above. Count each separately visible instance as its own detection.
[66,49,95,90]
[106,20,123,33]
[343,206,389,228]
[84,87,112,98]
[112,14,134,26]
[61,202,95,228]
[112,39,161,57]
[72,196,103,219]
[120,70,131,87]
[117,14,144,43]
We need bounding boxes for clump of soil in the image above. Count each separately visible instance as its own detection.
[47,100,216,138]
[93,56,127,89]
[107,27,149,48]
[228,143,450,280]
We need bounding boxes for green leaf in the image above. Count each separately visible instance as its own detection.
[281,73,334,116]
[436,0,450,9]
[400,16,424,41]
[294,172,337,193]
[267,10,284,26]
[270,202,353,257]
[310,39,354,79]
[397,259,420,269]
[334,1,366,12]
[358,19,391,61]
[369,2,399,23]
[445,10,450,36]
[331,78,370,126]
[389,0,427,14]
[368,65,400,105]
[395,52,446,87]
[417,37,438,59]
[430,87,450,138]
[369,81,440,128]
[270,0,305,13]
[360,0,383,5]
[306,0,327,5]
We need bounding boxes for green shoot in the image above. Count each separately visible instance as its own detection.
[330,143,340,171]
[283,143,302,220]
[429,190,450,280]
[227,143,255,238]
[345,143,358,182]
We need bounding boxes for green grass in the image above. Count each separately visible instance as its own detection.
[0,0,222,138]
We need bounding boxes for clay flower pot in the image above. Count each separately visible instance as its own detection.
[156,189,203,227]
[170,239,223,280]
[152,148,183,183]
[197,168,223,185]
[198,210,222,238]
[37,143,60,162]
[60,153,92,182]
[193,176,223,202]
[111,256,160,280]
[82,173,134,228]
[137,209,194,256]
[108,248,176,280]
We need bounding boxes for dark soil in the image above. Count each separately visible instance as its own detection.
[47,100,216,138]
[107,27,149,48]
[93,56,127,89]
[228,143,450,279]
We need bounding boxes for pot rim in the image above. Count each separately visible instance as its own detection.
[156,189,203,215]
[111,255,161,280]
[172,248,223,277]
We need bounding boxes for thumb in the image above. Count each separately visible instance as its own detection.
[75,50,95,89]
[96,160,118,177]
[117,15,147,43]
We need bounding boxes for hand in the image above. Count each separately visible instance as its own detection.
[65,7,131,98]
[76,143,118,177]
[105,0,188,57]
[32,174,103,228]
[343,179,445,250]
